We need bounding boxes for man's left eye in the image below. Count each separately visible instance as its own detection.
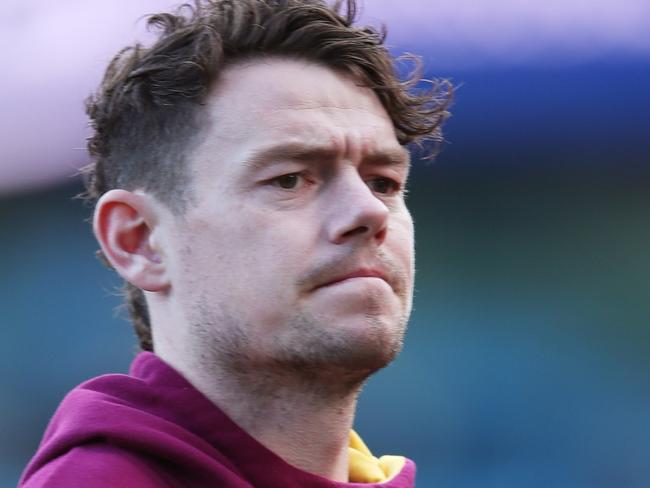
[368,177,400,195]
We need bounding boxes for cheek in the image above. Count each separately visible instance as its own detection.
[183,205,315,289]
[390,212,415,263]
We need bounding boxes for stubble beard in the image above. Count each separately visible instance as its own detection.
[186,288,410,399]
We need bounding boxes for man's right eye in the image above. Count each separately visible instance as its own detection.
[271,173,301,189]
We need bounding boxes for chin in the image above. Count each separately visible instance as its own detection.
[347,316,405,370]
[272,311,407,384]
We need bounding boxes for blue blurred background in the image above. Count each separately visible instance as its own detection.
[2,1,649,486]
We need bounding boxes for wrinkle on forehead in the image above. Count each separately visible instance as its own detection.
[193,58,402,173]
[259,110,401,165]
[238,136,410,174]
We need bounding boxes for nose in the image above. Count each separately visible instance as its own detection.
[325,172,389,246]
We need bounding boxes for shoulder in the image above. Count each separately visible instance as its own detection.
[21,440,254,488]
[21,443,169,487]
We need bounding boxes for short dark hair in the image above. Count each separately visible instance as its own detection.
[83,0,451,352]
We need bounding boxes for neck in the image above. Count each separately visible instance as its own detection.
[162,351,365,482]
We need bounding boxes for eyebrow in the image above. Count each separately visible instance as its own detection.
[240,142,411,172]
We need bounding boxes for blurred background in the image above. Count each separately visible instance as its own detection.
[2,1,649,486]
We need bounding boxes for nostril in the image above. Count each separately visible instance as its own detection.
[375,227,387,243]
[342,225,369,238]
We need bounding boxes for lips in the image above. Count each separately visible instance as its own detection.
[316,268,390,289]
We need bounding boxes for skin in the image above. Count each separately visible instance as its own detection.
[94,58,415,482]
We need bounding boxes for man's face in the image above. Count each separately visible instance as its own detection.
[162,58,414,381]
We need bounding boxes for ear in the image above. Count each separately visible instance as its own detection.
[93,189,170,292]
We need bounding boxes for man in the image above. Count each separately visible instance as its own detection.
[21,1,449,486]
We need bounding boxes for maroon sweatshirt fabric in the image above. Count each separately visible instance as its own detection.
[20,352,416,487]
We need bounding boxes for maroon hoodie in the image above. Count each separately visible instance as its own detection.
[20,352,416,487]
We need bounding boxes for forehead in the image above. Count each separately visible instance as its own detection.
[213,58,391,124]
[189,58,403,176]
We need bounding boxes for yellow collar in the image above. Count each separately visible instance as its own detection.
[348,430,405,483]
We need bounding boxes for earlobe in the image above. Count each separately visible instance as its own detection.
[93,190,170,292]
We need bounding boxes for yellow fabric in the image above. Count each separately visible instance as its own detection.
[348,430,406,483]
